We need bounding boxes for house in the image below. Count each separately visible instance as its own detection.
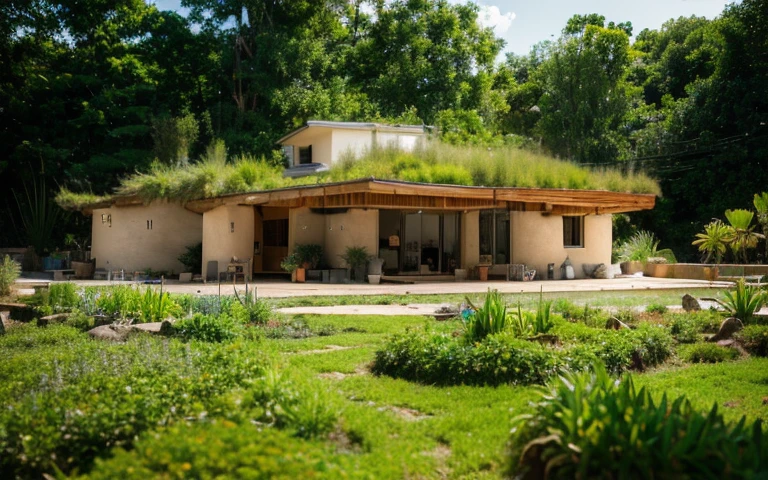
[81,122,656,280]
[278,121,427,177]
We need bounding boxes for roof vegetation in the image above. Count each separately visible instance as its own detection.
[57,141,660,210]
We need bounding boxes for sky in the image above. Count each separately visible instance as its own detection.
[152,0,734,56]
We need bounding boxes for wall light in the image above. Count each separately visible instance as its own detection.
[230,222,235,233]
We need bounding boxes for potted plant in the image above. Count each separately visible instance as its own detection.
[294,244,323,270]
[341,246,371,283]
[280,253,303,282]
[66,234,94,279]
[177,242,202,282]
[368,257,385,285]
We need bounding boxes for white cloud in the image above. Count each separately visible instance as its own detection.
[477,5,516,35]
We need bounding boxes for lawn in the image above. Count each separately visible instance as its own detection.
[2,285,767,478]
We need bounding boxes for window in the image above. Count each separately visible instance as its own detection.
[263,219,289,247]
[299,145,312,164]
[479,210,510,264]
[563,216,584,247]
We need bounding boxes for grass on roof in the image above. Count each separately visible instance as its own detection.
[58,141,661,209]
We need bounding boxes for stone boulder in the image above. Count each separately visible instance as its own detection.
[708,317,743,343]
[0,302,36,322]
[37,313,72,327]
[87,324,132,342]
[0,311,7,335]
[682,294,701,312]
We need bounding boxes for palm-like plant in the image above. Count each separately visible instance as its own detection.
[714,279,766,324]
[754,192,768,261]
[692,220,729,264]
[723,209,763,264]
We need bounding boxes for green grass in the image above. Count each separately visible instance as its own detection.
[4,300,766,478]
[58,142,660,209]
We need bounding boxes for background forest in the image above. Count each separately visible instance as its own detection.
[1,0,767,261]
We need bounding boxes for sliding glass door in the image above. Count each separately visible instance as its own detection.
[397,212,460,274]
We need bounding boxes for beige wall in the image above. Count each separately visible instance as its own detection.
[202,205,255,279]
[461,211,480,270]
[324,209,379,268]
[331,129,374,163]
[377,131,422,151]
[284,127,335,167]
[287,208,379,269]
[510,212,612,279]
[91,201,202,273]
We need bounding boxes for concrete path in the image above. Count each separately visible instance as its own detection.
[16,275,730,298]
[278,304,455,316]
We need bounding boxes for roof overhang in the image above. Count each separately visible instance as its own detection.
[276,121,426,144]
[184,178,656,215]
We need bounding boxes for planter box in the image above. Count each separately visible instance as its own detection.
[620,261,644,275]
[477,265,489,281]
[643,263,671,278]
[178,272,193,282]
[72,261,95,279]
[368,274,381,285]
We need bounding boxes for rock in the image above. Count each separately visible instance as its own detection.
[526,334,561,346]
[708,317,743,343]
[593,263,609,279]
[159,319,175,336]
[606,317,632,330]
[0,302,37,322]
[87,324,132,342]
[37,313,72,327]
[682,294,701,312]
[0,311,7,335]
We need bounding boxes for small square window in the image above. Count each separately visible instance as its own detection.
[563,216,584,248]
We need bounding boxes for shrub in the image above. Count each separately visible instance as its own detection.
[173,313,244,342]
[0,255,21,296]
[507,364,768,479]
[87,421,352,479]
[294,243,323,269]
[229,296,274,324]
[669,314,700,343]
[0,326,269,477]
[646,302,668,314]
[177,242,203,274]
[738,324,768,357]
[463,289,509,341]
[372,326,561,386]
[680,343,739,363]
[47,282,80,312]
[95,284,142,318]
[137,287,180,323]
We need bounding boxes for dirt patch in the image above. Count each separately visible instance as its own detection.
[378,405,432,421]
[297,345,354,355]
[318,365,368,380]
[423,443,452,479]
[328,427,364,454]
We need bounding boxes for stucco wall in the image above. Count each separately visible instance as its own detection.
[331,129,374,164]
[324,209,379,268]
[376,132,422,151]
[91,201,202,273]
[289,207,327,248]
[284,127,334,167]
[461,211,480,270]
[510,212,611,279]
[202,205,255,279]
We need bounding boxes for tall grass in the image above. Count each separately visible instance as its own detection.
[62,141,660,208]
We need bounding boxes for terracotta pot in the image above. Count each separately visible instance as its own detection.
[295,267,306,283]
[477,265,489,281]
[72,261,94,279]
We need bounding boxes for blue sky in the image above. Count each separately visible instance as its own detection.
[151,0,733,56]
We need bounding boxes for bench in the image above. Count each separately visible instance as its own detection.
[46,269,75,281]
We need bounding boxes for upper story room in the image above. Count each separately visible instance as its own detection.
[278,121,428,177]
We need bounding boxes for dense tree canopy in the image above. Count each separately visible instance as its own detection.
[1,0,767,260]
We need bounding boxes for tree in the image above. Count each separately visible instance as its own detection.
[535,15,634,163]
[724,209,763,264]
[692,220,729,264]
[754,192,768,262]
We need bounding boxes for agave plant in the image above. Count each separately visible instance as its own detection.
[715,279,766,324]
[724,209,764,264]
[463,289,508,341]
[692,220,729,264]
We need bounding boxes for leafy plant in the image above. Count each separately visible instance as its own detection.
[724,209,764,264]
[508,363,768,479]
[692,219,729,264]
[172,313,244,342]
[463,289,509,341]
[532,289,554,335]
[755,192,768,262]
[177,242,203,274]
[715,279,766,323]
[680,343,739,363]
[280,253,300,273]
[12,178,65,255]
[294,243,323,269]
[45,282,80,313]
[616,230,659,262]
[645,302,668,314]
[137,287,179,323]
[340,245,371,269]
[0,255,21,296]
[669,314,700,343]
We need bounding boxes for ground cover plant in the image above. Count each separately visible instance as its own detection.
[3,284,767,478]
